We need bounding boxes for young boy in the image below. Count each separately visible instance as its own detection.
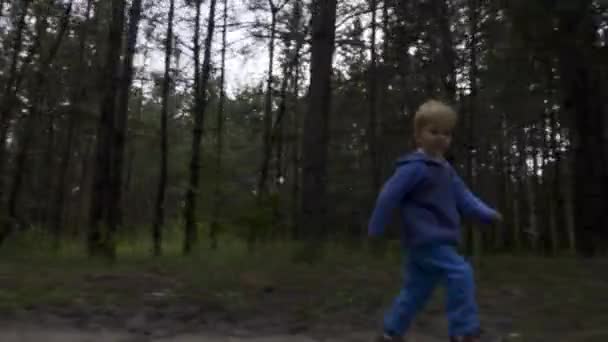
[368,100,502,342]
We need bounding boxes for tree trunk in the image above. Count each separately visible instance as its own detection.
[543,80,559,255]
[125,79,145,195]
[368,0,380,194]
[290,3,304,239]
[437,0,457,101]
[110,0,142,240]
[2,1,70,242]
[550,111,565,253]
[523,134,537,252]
[183,0,202,255]
[495,112,507,251]
[0,0,31,221]
[210,0,228,250]
[271,61,291,227]
[299,0,337,248]
[466,0,480,262]
[511,133,522,252]
[531,125,540,252]
[562,155,577,254]
[516,132,528,252]
[258,2,279,195]
[556,2,607,256]
[152,0,174,256]
[88,0,126,259]
[52,0,93,249]
[290,64,301,239]
[183,0,218,255]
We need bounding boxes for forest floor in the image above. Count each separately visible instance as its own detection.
[0,237,607,341]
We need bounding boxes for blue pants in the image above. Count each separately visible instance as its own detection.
[383,244,480,337]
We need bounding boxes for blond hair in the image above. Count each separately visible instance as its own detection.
[413,100,458,135]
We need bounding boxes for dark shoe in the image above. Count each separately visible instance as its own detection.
[449,335,480,342]
[375,334,404,342]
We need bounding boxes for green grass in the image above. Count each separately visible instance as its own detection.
[0,229,607,341]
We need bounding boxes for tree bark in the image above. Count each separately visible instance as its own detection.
[0,0,31,218]
[1,1,70,243]
[110,0,142,239]
[290,2,304,239]
[542,79,558,255]
[258,1,279,195]
[556,2,607,256]
[530,124,540,252]
[299,0,337,245]
[495,112,507,251]
[53,0,93,249]
[271,36,303,228]
[183,0,202,255]
[466,0,480,261]
[437,0,457,101]
[152,0,175,256]
[88,0,126,258]
[210,0,228,250]
[367,0,380,194]
[183,0,218,255]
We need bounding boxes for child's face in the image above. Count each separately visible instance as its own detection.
[416,121,453,158]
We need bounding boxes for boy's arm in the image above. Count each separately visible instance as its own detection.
[368,163,426,237]
[452,173,498,224]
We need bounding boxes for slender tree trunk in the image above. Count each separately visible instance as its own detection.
[368,0,380,194]
[258,2,279,195]
[88,0,126,258]
[504,125,515,250]
[125,78,146,194]
[466,0,480,262]
[524,132,538,251]
[152,0,174,256]
[531,125,540,252]
[495,112,507,251]
[551,109,567,252]
[271,61,290,226]
[377,0,391,183]
[290,64,301,239]
[516,133,529,252]
[299,0,337,248]
[271,40,303,230]
[53,0,92,249]
[543,103,558,255]
[556,2,606,257]
[511,134,522,252]
[3,1,71,241]
[563,153,576,254]
[109,0,142,240]
[76,138,94,234]
[0,0,31,221]
[290,4,304,239]
[183,0,218,255]
[183,0,202,255]
[437,0,457,101]
[41,105,58,226]
[210,0,228,250]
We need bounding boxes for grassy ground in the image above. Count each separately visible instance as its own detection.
[0,231,607,341]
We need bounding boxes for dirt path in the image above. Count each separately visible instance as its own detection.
[0,326,446,342]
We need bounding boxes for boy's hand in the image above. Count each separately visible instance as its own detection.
[493,211,503,223]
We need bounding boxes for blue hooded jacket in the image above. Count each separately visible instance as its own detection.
[368,151,497,247]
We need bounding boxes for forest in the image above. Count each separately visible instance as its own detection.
[0,0,607,341]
